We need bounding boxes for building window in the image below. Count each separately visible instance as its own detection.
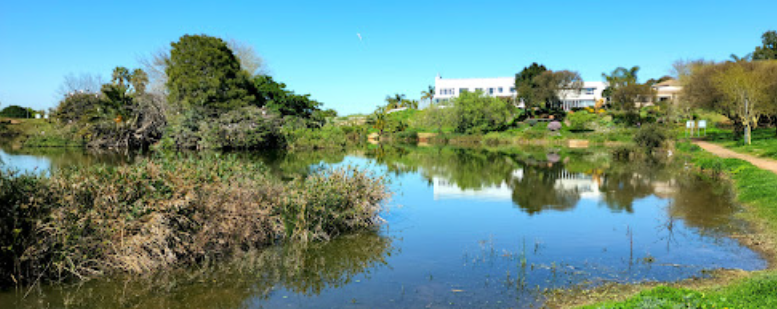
[584,88,594,95]
[498,87,503,93]
[510,87,516,93]
[488,88,494,94]
[460,88,468,93]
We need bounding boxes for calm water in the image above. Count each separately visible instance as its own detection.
[0,145,766,308]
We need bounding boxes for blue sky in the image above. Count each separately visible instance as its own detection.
[1,0,775,115]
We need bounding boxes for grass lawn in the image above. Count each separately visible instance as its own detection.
[704,127,777,160]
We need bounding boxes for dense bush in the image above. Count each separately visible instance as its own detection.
[0,155,389,286]
[0,105,35,118]
[282,124,347,150]
[566,110,597,131]
[199,106,282,150]
[451,91,513,134]
[633,124,668,152]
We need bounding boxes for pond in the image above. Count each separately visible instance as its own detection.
[0,145,766,308]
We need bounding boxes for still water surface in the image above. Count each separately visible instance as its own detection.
[0,145,766,308]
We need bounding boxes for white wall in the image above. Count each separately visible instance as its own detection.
[433,75,606,110]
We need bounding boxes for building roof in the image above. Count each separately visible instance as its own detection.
[653,79,682,87]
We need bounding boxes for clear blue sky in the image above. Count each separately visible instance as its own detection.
[1,0,775,115]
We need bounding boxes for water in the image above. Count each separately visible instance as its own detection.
[0,145,766,308]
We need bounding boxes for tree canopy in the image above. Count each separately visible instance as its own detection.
[166,34,257,111]
[0,105,35,118]
[514,63,548,109]
[753,30,777,60]
[684,60,777,143]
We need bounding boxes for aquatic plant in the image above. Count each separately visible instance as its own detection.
[0,154,390,286]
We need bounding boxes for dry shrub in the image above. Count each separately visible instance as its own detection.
[1,154,390,285]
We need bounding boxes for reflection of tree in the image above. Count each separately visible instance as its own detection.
[510,163,580,214]
[598,161,668,213]
[13,232,392,309]
[665,175,737,232]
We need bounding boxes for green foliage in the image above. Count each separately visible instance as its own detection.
[254,75,322,122]
[0,155,389,285]
[753,30,777,60]
[0,105,35,118]
[633,124,668,152]
[451,91,513,134]
[52,69,165,149]
[199,106,282,150]
[567,111,597,131]
[166,34,257,111]
[283,124,347,150]
[515,63,548,110]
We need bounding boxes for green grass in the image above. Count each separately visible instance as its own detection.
[704,127,777,160]
[582,273,777,309]
[581,141,777,308]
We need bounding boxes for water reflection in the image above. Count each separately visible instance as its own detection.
[0,232,393,309]
[0,147,137,174]
[0,144,765,308]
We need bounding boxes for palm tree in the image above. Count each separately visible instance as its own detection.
[385,93,406,110]
[373,106,388,135]
[421,85,435,107]
[112,66,131,87]
[130,68,149,94]
[728,53,753,63]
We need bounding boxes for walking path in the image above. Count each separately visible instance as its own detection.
[692,140,777,175]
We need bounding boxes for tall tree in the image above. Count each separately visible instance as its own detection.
[753,30,777,60]
[514,63,548,113]
[685,60,777,143]
[111,67,131,88]
[601,66,653,114]
[130,69,149,95]
[253,75,320,119]
[165,34,256,111]
[532,70,584,109]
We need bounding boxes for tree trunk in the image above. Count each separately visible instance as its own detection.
[745,123,752,145]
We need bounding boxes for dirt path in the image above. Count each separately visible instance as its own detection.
[692,140,777,175]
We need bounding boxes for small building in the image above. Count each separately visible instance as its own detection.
[652,79,682,104]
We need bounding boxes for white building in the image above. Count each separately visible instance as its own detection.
[433,74,606,111]
[651,79,682,104]
[433,74,516,104]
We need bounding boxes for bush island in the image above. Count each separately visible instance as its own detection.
[0,155,389,286]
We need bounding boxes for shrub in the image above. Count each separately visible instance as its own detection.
[283,124,347,150]
[634,124,668,153]
[0,155,390,285]
[199,106,282,150]
[566,110,597,131]
[451,91,513,134]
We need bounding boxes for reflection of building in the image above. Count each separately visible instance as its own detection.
[432,74,606,111]
[550,170,603,199]
[433,177,514,201]
[432,169,604,201]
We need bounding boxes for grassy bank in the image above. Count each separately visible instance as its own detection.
[0,154,389,286]
[576,141,777,308]
[0,118,83,148]
[704,127,777,160]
